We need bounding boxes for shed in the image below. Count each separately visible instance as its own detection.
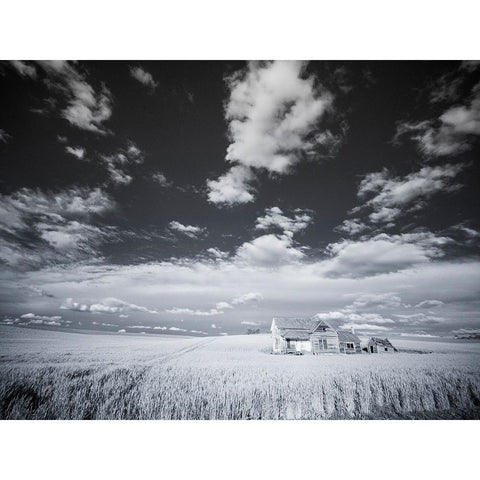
[367,337,397,353]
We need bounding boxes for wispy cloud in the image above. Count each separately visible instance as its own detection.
[130,66,158,91]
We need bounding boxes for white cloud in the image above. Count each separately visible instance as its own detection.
[207,165,255,205]
[0,187,115,267]
[0,129,12,144]
[241,321,260,326]
[207,61,336,204]
[394,313,444,324]
[9,60,37,79]
[130,66,158,91]
[236,234,304,267]
[61,297,159,315]
[169,326,187,332]
[65,146,86,160]
[335,219,367,236]
[338,323,391,331]
[166,307,223,316]
[169,221,205,239]
[101,142,144,186]
[215,301,233,310]
[323,231,451,277]
[231,292,264,305]
[357,164,464,224]
[314,311,393,324]
[394,70,480,157]
[37,61,113,134]
[118,329,126,333]
[255,207,313,235]
[415,299,444,308]
[152,172,171,187]
[207,247,229,260]
[347,292,403,309]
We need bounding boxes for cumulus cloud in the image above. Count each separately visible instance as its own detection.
[36,61,113,134]
[169,221,205,239]
[346,292,403,310]
[207,247,229,260]
[236,234,305,267]
[323,231,451,277]
[0,187,115,268]
[65,146,86,160]
[130,66,158,91]
[215,301,233,310]
[61,297,159,315]
[169,326,187,332]
[338,323,391,332]
[241,321,260,326]
[394,313,444,324]
[207,61,337,205]
[255,207,313,235]
[9,60,37,79]
[452,328,480,340]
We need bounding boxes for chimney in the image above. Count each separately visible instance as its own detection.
[351,326,355,335]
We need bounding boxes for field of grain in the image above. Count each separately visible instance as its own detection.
[1,325,479,419]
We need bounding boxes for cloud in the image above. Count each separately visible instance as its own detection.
[168,221,205,239]
[231,292,263,305]
[335,219,367,236]
[0,129,12,143]
[323,231,451,277]
[452,328,480,340]
[130,66,158,91]
[190,330,208,335]
[255,207,313,235]
[0,186,115,268]
[207,61,337,205]
[415,299,444,308]
[207,165,255,205]
[357,164,464,224]
[152,172,171,187]
[338,323,391,331]
[346,292,403,309]
[101,142,144,186]
[314,311,394,324]
[117,329,126,333]
[166,307,223,316]
[394,313,444,325]
[235,234,304,267]
[207,247,229,260]
[65,146,86,159]
[394,65,480,157]
[61,297,159,315]
[241,321,260,326]
[215,301,233,310]
[9,60,37,79]
[37,61,113,134]
[169,326,187,332]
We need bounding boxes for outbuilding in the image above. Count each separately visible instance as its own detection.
[367,337,397,353]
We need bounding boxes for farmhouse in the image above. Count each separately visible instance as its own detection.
[271,317,361,355]
[367,337,397,353]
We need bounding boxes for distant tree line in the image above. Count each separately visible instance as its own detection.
[246,328,261,335]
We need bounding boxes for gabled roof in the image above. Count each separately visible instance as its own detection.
[338,330,361,344]
[272,317,317,331]
[370,337,396,350]
[283,330,311,341]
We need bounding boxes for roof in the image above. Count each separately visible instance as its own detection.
[272,317,317,331]
[282,330,311,341]
[338,330,361,344]
[370,337,396,349]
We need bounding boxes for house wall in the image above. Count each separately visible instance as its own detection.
[339,341,361,354]
[367,342,394,353]
[311,330,339,354]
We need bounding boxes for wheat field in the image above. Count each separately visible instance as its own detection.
[1,325,479,419]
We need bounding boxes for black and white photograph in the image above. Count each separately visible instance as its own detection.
[1,1,479,478]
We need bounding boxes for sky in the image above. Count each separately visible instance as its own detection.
[0,60,479,339]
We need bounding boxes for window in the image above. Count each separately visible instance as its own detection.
[385,347,388,351]
[316,338,328,350]
[346,342,354,349]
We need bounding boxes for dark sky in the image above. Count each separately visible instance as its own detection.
[0,60,479,339]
